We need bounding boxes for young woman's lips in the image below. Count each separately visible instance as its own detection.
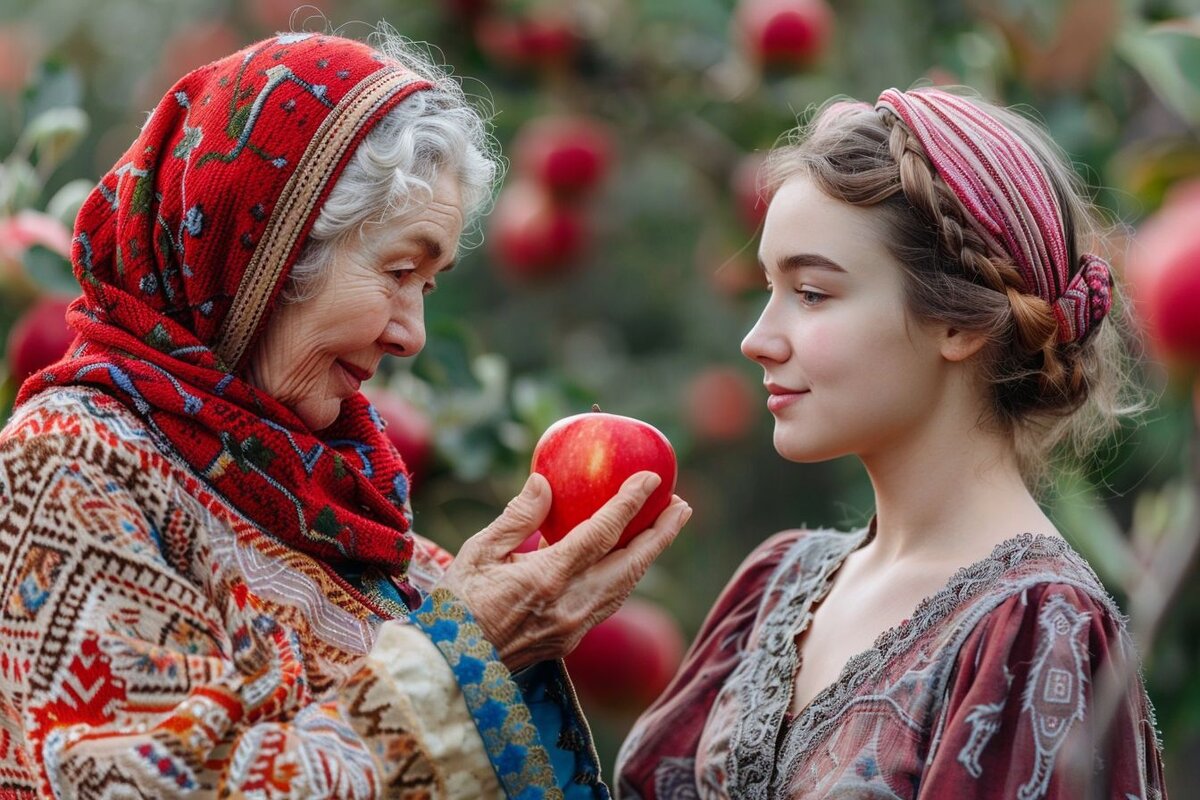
[765,386,809,413]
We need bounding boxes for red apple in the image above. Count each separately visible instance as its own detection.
[683,366,758,442]
[6,295,76,384]
[475,13,579,71]
[731,152,769,233]
[565,597,686,711]
[735,0,834,69]
[513,115,614,198]
[531,408,677,550]
[365,390,434,486]
[1126,179,1200,364]
[488,180,588,279]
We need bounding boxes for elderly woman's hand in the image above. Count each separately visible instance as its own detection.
[438,472,691,673]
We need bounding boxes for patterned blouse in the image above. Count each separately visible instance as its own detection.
[615,526,1167,799]
[0,387,608,799]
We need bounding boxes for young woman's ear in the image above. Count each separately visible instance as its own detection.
[939,326,989,363]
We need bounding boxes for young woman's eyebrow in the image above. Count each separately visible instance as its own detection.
[757,252,848,274]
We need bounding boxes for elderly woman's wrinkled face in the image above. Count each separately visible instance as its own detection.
[246,173,464,431]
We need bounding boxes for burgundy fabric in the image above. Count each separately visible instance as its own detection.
[615,531,1166,799]
[16,34,433,610]
[876,88,1113,344]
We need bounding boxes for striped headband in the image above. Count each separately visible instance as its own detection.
[875,88,1112,345]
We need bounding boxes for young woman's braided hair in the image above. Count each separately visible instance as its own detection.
[763,90,1145,489]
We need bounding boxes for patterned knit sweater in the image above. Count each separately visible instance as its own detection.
[0,387,606,799]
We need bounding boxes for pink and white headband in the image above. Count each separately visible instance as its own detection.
[875,88,1112,344]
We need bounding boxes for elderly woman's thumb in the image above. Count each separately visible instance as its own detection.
[486,473,553,546]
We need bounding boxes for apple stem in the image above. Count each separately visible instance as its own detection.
[592,403,602,412]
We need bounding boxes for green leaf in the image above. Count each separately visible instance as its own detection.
[1117,23,1200,126]
[19,107,89,174]
[22,60,83,121]
[46,179,93,230]
[0,160,41,212]
[23,245,77,295]
[412,319,481,389]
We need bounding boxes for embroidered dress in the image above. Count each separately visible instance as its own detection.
[615,528,1167,799]
[0,33,608,799]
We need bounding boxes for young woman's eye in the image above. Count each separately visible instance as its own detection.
[797,288,828,305]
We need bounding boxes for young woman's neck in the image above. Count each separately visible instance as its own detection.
[858,394,1055,566]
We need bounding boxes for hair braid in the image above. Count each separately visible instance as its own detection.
[763,92,1147,490]
[879,109,1070,389]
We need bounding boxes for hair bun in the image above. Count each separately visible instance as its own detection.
[1053,253,1113,344]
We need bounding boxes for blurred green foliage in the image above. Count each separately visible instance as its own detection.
[2,0,1200,784]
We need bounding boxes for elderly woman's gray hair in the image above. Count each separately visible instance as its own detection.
[285,28,502,302]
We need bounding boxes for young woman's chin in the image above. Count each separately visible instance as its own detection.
[771,431,849,464]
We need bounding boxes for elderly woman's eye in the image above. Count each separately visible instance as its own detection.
[422,280,437,296]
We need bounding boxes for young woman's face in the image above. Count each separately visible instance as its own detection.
[741,175,952,463]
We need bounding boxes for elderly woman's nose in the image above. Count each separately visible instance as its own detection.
[381,315,425,357]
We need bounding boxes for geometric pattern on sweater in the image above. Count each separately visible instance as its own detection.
[0,387,605,798]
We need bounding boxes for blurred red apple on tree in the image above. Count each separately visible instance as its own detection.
[6,295,76,384]
[488,181,588,279]
[1126,179,1200,364]
[475,13,579,71]
[735,0,834,69]
[531,407,677,551]
[0,24,37,93]
[684,366,758,442]
[514,115,614,198]
[565,597,686,712]
[365,390,434,486]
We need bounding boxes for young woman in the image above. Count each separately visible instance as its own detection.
[614,88,1167,798]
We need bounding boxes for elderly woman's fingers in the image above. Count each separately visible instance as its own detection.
[548,471,662,568]
[466,473,552,559]
[585,496,691,598]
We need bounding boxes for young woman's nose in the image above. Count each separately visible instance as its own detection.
[741,303,789,365]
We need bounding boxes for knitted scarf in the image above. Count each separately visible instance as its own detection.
[17,33,432,613]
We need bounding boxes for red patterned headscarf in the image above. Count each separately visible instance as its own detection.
[17,34,433,614]
[875,88,1113,344]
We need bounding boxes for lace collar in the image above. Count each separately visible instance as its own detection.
[721,528,1085,798]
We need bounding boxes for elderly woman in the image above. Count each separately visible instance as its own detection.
[0,30,689,799]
